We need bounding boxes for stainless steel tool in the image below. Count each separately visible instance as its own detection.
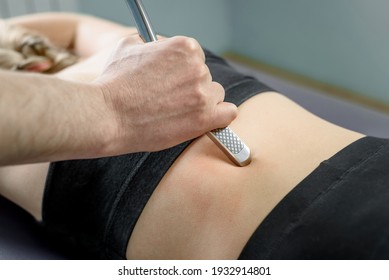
[125,0,252,167]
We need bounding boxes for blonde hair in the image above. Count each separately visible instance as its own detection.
[0,20,78,73]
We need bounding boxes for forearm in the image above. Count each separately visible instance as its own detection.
[0,70,114,166]
[0,34,237,165]
[6,12,136,57]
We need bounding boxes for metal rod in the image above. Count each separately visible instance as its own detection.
[124,0,252,167]
[125,0,157,42]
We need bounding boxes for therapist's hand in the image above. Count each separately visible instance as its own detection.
[95,35,238,153]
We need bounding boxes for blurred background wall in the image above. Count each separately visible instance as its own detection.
[1,0,389,109]
[229,0,389,106]
[80,0,232,54]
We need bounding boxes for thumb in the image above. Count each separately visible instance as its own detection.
[209,102,238,131]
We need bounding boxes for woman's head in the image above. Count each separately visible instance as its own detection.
[0,20,78,73]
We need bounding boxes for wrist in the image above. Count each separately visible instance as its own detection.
[78,81,123,159]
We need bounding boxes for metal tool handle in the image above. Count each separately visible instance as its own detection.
[126,0,157,42]
[125,0,252,166]
[206,129,251,167]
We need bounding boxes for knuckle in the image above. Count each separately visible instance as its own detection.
[213,81,225,94]
[171,36,200,53]
[191,63,209,81]
[184,37,200,53]
[199,63,211,78]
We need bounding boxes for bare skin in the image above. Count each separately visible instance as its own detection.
[126,92,363,259]
[0,13,364,259]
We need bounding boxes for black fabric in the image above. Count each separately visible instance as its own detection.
[41,50,273,259]
[239,136,389,260]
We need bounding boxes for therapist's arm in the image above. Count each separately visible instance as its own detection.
[0,70,110,165]
[0,36,237,166]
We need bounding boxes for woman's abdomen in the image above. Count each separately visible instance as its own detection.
[126,92,364,259]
